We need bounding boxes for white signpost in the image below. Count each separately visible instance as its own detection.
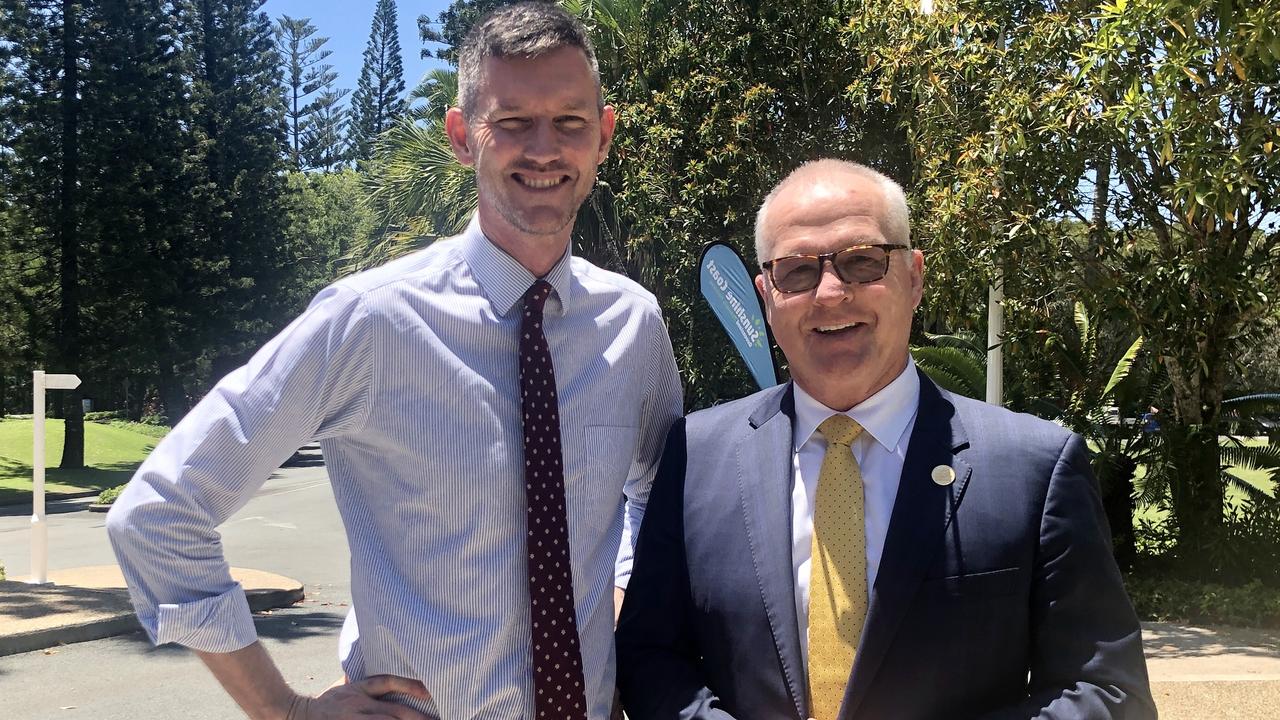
[29,370,81,585]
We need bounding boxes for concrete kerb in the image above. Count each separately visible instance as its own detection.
[0,566,303,657]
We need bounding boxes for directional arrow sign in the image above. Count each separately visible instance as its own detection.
[44,373,80,390]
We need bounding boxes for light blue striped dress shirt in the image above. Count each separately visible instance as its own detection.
[106,216,683,719]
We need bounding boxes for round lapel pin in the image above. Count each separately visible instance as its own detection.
[931,464,956,486]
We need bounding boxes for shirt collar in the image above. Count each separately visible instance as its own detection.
[458,213,574,317]
[792,357,921,453]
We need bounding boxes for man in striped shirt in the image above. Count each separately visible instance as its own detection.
[107,4,682,719]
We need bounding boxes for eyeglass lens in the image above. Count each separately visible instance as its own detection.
[771,246,889,291]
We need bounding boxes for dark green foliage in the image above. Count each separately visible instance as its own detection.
[96,484,124,505]
[2,0,303,424]
[78,0,199,422]
[1125,575,1280,628]
[910,333,987,400]
[284,169,375,287]
[1132,490,1280,621]
[1138,490,1280,587]
[1,0,86,466]
[417,0,519,64]
[608,0,909,409]
[180,0,293,407]
[349,0,407,162]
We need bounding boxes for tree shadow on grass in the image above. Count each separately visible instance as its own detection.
[0,458,140,508]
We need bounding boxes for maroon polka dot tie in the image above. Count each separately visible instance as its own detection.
[520,281,588,720]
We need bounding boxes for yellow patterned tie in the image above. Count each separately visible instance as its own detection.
[807,414,866,720]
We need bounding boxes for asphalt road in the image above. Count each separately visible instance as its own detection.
[0,463,356,719]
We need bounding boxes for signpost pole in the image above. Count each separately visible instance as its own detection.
[28,371,81,585]
[30,370,48,584]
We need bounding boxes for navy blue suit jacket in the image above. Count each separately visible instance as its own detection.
[616,373,1155,719]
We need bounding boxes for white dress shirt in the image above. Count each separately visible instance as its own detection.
[791,359,920,662]
[106,215,683,720]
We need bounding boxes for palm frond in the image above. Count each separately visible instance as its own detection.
[916,364,979,399]
[922,331,984,354]
[1223,470,1276,501]
[343,117,477,273]
[1220,443,1280,480]
[912,345,985,398]
[366,117,476,231]
[408,68,458,122]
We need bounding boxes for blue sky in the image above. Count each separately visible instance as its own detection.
[262,0,454,98]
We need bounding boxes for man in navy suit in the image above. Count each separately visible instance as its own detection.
[616,159,1156,719]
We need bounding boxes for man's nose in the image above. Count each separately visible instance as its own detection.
[813,261,851,305]
[524,121,560,164]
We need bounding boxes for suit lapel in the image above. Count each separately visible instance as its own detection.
[735,382,806,720]
[841,372,973,718]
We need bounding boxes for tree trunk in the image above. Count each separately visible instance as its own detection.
[1163,352,1227,574]
[57,0,84,469]
[1090,149,1111,249]
[1096,453,1138,571]
[158,372,187,426]
[1164,422,1223,573]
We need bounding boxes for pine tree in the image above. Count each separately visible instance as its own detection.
[78,0,198,419]
[274,15,339,170]
[179,0,292,414]
[302,87,351,171]
[349,0,406,162]
[0,11,36,416]
[2,0,88,465]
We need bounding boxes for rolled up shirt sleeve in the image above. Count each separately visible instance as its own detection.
[614,309,683,589]
[106,283,375,652]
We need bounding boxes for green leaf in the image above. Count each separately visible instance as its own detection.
[1103,335,1144,399]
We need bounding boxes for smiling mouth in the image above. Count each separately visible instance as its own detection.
[514,173,570,189]
[814,321,865,335]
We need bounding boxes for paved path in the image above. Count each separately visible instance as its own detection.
[3,463,1279,718]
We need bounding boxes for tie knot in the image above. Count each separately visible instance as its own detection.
[523,280,553,317]
[818,414,863,447]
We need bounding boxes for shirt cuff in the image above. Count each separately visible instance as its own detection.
[151,582,258,653]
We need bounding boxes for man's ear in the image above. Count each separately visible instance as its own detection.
[597,104,617,165]
[754,274,772,320]
[445,107,475,167]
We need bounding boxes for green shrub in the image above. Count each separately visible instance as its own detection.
[1126,575,1280,628]
[139,412,169,427]
[1135,495,1280,586]
[96,485,126,505]
[102,419,170,440]
[84,410,128,422]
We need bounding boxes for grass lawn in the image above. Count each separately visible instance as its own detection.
[0,417,167,506]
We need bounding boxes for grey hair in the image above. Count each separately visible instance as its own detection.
[753,159,911,264]
[456,1,603,119]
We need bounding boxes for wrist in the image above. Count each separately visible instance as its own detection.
[284,694,310,720]
[258,691,305,720]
